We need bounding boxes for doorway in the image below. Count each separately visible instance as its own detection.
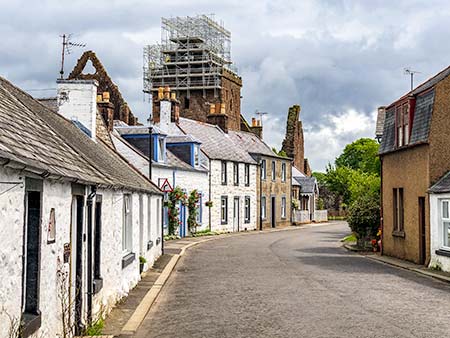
[72,195,84,335]
[271,196,276,228]
[419,197,426,265]
[233,197,240,232]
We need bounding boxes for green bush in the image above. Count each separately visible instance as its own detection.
[347,194,380,245]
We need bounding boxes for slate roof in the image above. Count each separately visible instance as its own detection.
[228,130,287,159]
[166,134,200,144]
[378,66,447,155]
[375,107,386,139]
[430,171,450,194]
[0,76,161,194]
[294,177,317,194]
[115,124,165,136]
[177,118,257,164]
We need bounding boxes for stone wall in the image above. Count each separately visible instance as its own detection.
[281,105,306,173]
[256,156,292,229]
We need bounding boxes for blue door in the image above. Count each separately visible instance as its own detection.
[179,202,187,237]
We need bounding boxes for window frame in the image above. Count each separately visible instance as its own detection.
[233,162,239,186]
[261,160,266,180]
[441,199,450,250]
[393,188,404,234]
[271,160,276,181]
[244,164,250,186]
[244,196,251,223]
[221,160,227,185]
[281,162,286,182]
[122,194,133,254]
[261,196,266,220]
[221,196,228,224]
[281,196,286,219]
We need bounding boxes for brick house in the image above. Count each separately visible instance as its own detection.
[379,65,450,264]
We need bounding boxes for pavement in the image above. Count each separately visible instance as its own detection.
[131,221,450,338]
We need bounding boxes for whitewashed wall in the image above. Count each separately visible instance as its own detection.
[0,165,162,338]
[0,168,26,338]
[210,160,257,232]
[429,193,450,272]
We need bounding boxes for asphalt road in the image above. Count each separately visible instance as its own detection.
[136,222,450,338]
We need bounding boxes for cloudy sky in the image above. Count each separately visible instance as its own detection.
[1,0,450,171]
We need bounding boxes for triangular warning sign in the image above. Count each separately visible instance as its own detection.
[158,178,173,192]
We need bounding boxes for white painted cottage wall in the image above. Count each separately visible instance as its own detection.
[209,160,257,232]
[429,193,450,272]
[0,168,26,338]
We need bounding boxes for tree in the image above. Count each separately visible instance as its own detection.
[335,138,380,175]
[347,194,380,247]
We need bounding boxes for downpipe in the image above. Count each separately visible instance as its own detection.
[86,185,97,326]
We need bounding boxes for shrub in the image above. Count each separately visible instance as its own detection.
[347,194,380,246]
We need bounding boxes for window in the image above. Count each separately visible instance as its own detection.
[396,103,410,147]
[244,164,250,186]
[281,163,286,182]
[93,196,103,293]
[245,197,251,223]
[261,196,266,220]
[221,161,227,185]
[158,138,165,162]
[147,195,153,247]
[221,196,228,224]
[233,162,239,186]
[281,196,286,219]
[196,192,203,225]
[393,188,404,233]
[271,161,276,181]
[441,200,450,248]
[261,160,266,180]
[123,194,133,253]
[193,145,199,167]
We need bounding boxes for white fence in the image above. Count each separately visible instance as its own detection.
[293,210,311,223]
[314,210,328,222]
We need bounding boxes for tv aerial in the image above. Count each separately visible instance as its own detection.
[59,34,86,79]
[404,68,421,91]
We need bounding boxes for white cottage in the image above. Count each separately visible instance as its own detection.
[429,172,450,272]
[0,77,163,338]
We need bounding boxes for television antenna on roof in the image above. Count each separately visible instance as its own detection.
[404,68,421,91]
[255,110,268,128]
[59,34,86,79]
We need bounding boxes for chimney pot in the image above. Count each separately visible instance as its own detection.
[158,87,164,100]
[163,86,171,99]
[210,104,216,114]
[102,92,110,102]
[97,94,102,102]
[220,103,226,114]
[252,117,256,127]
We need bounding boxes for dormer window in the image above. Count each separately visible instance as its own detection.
[396,100,413,148]
[193,145,199,167]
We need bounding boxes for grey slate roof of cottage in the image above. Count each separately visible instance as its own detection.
[228,129,289,159]
[378,66,447,155]
[294,177,317,194]
[177,118,257,164]
[115,124,165,136]
[166,134,200,144]
[0,76,161,194]
[430,171,450,193]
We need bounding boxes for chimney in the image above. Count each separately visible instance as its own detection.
[97,91,115,131]
[250,116,263,139]
[57,79,98,141]
[207,102,229,133]
[170,92,180,124]
[159,86,172,133]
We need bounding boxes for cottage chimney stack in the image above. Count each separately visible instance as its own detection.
[57,79,98,141]
[159,86,172,134]
[207,101,229,133]
[250,116,263,139]
[97,91,115,131]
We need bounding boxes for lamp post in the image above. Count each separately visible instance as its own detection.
[148,117,153,181]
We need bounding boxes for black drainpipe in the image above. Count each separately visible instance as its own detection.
[161,195,164,255]
[86,185,97,325]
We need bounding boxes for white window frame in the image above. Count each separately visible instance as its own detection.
[244,196,250,223]
[261,160,266,180]
[441,199,450,250]
[281,196,286,219]
[281,162,286,182]
[221,161,227,185]
[194,145,199,167]
[221,196,228,224]
[122,194,133,254]
[271,161,276,181]
[244,164,250,186]
[233,162,239,186]
[261,196,266,220]
[158,137,165,163]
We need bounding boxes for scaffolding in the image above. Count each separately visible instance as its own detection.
[143,14,237,98]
